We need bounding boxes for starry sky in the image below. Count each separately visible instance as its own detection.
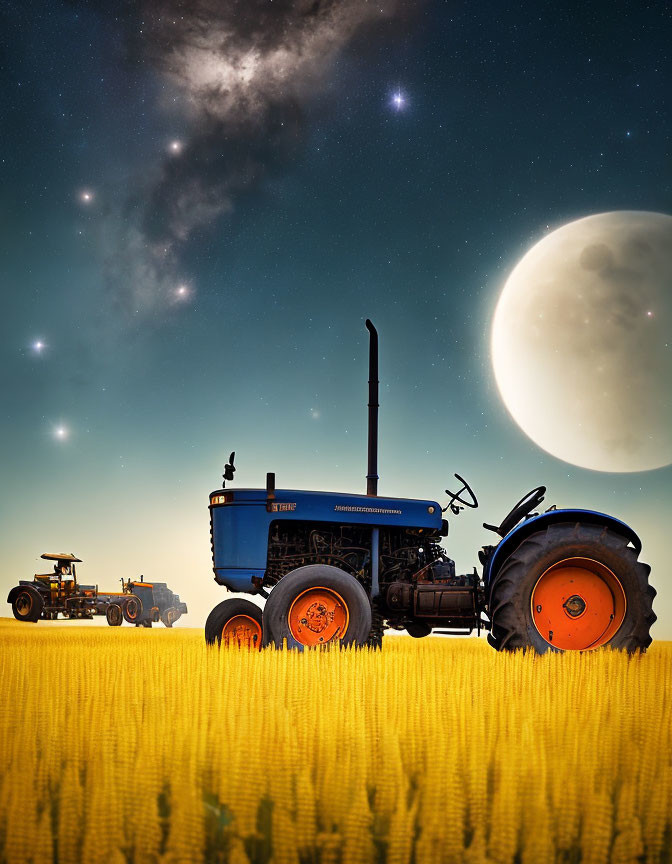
[1,0,671,634]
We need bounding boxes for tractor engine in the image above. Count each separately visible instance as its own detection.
[385,562,479,631]
[264,520,481,632]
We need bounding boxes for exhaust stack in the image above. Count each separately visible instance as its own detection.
[365,319,379,497]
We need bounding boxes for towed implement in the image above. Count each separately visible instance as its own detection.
[7,554,187,628]
[206,321,656,653]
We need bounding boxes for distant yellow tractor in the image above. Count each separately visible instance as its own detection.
[7,553,187,627]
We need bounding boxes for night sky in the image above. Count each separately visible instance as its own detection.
[2,0,671,634]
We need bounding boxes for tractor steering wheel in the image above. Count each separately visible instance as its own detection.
[443,474,479,515]
[490,486,546,537]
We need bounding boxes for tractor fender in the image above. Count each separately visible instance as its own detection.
[484,508,642,593]
[7,582,47,604]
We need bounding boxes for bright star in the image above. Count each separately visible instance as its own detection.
[79,189,94,204]
[54,426,68,441]
[173,283,192,302]
[169,140,183,155]
[391,89,407,111]
[32,340,45,354]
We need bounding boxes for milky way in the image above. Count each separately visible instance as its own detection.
[94,0,423,318]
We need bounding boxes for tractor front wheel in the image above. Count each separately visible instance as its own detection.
[11,587,44,623]
[106,604,123,627]
[488,523,656,653]
[263,565,372,650]
[205,598,263,649]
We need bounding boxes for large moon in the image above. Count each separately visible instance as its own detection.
[491,211,672,473]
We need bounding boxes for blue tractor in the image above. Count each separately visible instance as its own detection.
[206,321,656,652]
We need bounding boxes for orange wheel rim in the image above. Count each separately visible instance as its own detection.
[288,587,349,647]
[531,557,626,650]
[221,614,262,649]
[126,600,138,620]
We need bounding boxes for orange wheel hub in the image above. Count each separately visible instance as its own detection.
[221,615,262,649]
[531,557,626,650]
[288,587,349,647]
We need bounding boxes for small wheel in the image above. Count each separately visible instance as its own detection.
[123,596,142,624]
[161,607,180,628]
[263,565,372,650]
[106,604,123,627]
[205,598,263,648]
[12,587,44,622]
[488,523,656,653]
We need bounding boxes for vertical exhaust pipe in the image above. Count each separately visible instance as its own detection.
[365,319,380,599]
[365,319,379,497]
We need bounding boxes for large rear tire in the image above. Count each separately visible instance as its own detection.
[205,598,263,649]
[488,523,656,653]
[11,586,44,622]
[263,565,372,650]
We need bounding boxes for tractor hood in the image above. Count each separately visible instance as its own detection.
[209,488,443,529]
[209,488,444,593]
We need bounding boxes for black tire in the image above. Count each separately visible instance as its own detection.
[11,586,44,622]
[205,598,263,647]
[106,603,123,626]
[262,565,372,650]
[123,596,142,624]
[487,523,656,654]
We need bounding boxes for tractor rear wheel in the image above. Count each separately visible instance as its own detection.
[263,565,372,650]
[205,599,263,649]
[106,603,123,626]
[11,587,44,622]
[488,523,656,653]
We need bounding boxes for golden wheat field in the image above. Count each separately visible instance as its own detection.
[0,619,671,864]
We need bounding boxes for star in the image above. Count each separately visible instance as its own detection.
[32,340,46,354]
[173,283,192,302]
[168,140,183,155]
[54,426,68,441]
[390,89,407,111]
[79,189,94,204]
